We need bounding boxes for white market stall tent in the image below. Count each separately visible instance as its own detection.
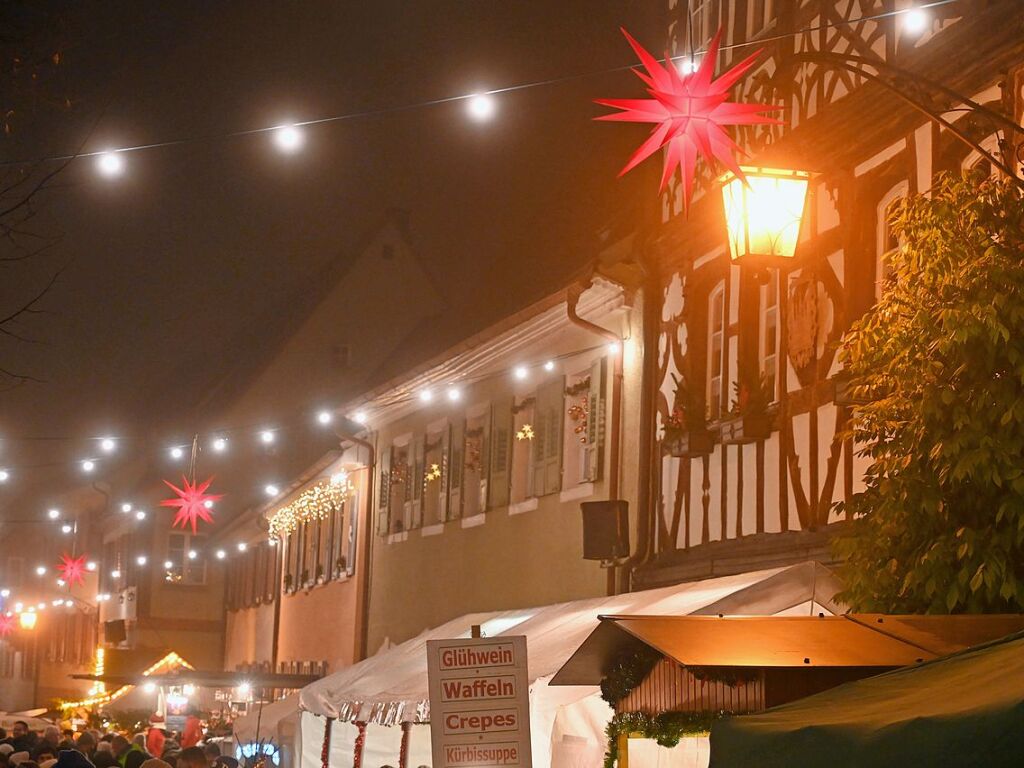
[297,561,842,768]
[234,693,302,768]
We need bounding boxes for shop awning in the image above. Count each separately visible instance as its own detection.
[709,629,1024,768]
[299,561,843,723]
[551,613,1024,683]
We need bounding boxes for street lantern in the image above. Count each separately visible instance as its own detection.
[721,166,811,268]
[19,611,37,630]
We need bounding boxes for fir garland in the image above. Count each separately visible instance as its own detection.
[599,646,661,706]
[603,710,731,768]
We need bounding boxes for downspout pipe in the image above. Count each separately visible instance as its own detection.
[566,280,624,596]
[334,426,376,661]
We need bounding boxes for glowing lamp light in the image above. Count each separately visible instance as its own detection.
[419,389,434,403]
[203,499,215,509]
[56,579,66,587]
[237,681,252,696]
[513,366,528,381]
[273,124,304,153]
[61,523,73,534]
[0,469,9,483]
[99,437,116,453]
[135,510,147,521]
[163,560,173,569]
[216,549,226,560]
[188,550,198,560]
[259,429,275,444]
[37,602,46,610]
[0,589,8,597]
[14,602,23,612]
[352,411,368,425]
[316,410,333,426]
[170,446,185,460]
[81,459,96,473]
[95,150,124,178]
[264,484,280,497]
[48,508,60,520]
[143,682,156,693]
[237,542,248,552]
[19,611,37,630]
[86,561,97,571]
[447,387,461,402]
[110,569,121,579]
[903,8,929,35]
[467,93,497,122]
[35,566,47,576]
[136,555,148,566]
[675,56,699,75]
[121,502,132,513]
[212,437,228,452]
[721,166,810,268]
[543,360,555,372]
[183,684,196,696]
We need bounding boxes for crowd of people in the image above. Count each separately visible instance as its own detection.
[0,719,239,768]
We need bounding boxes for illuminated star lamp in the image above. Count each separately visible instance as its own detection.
[0,614,14,637]
[161,476,224,534]
[57,553,89,588]
[596,27,782,210]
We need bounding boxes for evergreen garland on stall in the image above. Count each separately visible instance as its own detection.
[599,646,662,705]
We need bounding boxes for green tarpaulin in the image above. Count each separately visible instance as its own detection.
[710,630,1024,768]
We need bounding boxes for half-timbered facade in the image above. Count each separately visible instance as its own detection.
[640,0,1024,586]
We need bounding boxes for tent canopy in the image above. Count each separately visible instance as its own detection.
[299,561,842,724]
[709,629,1024,768]
[552,613,1024,684]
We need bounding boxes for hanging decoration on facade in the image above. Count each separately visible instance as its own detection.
[596,28,780,209]
[268,480,351,539]
[515,424,535,441]
[57,553,89,587]
[425,463,442,483]
[162,476,223,534]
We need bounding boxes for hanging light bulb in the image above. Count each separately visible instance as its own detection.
[259,429,275,444]
[35,566,46,576]
[136,555,147,566]
[110,569,121,579]
[135,510,147,521]
[95,150,125,178]
[352,411,368,425]
[99,437,117,453]
[237,542,248,552]
[170,446,185,460]
[467,93,497,121]
[187,550,198,560]
[902,7,929,34]
[419,389,434,403]
[264,484,280,497]
[212,437,228,452]
[47,508,60,520]
[121,502,133,513]
[273,124,304,153]
[0,468,9,483]
[513,365,528,381]
[61,523,73,534]
[81,459,96,473]
[543,360,556,372]
[215,549,226,560]
[447,387,462,402]
[316,410,333,426]
[86,561,97,571]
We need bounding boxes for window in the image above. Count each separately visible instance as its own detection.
[510,397,536,504]
[532,376,565,497]
[876,182,908,301]
[422,423,450,526]
[165,532,206,585]
[562,358,607,487]
[388,441,412,533]
[707,284,726,420]
[690,0,720,45]
[461,407,491,517]
[748,0,775,38]
[760,270,779,400]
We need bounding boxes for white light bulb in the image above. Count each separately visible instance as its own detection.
[447,387,461,402]
[99,437,116,453]
[237,681,251,696]
[81,459,96,473]
[0,589,8,598]
[188,550,198,560]
[259,429,275,444]
[86,561,97,571]
[111,569,121,579]
[237,542,248,552]
[316,410,333,425]
[607,342,620,356]
[61,523,72,534]
[47,508,60,520]
[163,560,173,569]
[675,57,699,75]
[35,566,46,576]
[212,437,228,452]
[467,93,497,122]
[216,549,226,560]
[37,602,46,610]
[352,411,368,425]
[513,365,528,381]
[544,360,555,372]
[203,499,214,509]
[56,579,65,587]
[419,389,434,403]
[0,469,8,483]
[143,682,156,693]
[121,502,132,513]
[53,599,63,607]
[135,510,146,521]
[264,484,279,497]
[170,446,184,460]
[136,555,147,566]
[14,602,23,612]
[96,150,125,178]
[273,124,304,153]
[903,8,928,34]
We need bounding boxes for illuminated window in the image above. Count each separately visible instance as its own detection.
[707,284,726,420]
[510,397,536,504]
[166,532,206,585]
[876,182,908,301]
[760,270,779,400]
[422,423,449,526]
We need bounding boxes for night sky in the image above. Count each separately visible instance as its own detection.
[0,1,659,522]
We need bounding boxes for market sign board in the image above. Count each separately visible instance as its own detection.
[427,636,532,768]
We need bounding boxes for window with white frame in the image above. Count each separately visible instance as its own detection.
[876,182,908,301]
[760,269,779,401]
[707,284,726,420]
[165,531,206,585]
[461,406,490,517]
[690,0,720,46]
[748,0,775,38]
[422,422,449,526]
[510,396,536,504]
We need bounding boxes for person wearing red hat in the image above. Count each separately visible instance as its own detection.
[145,717,165,759]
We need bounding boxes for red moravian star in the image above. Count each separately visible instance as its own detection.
[57,553,89,587]
[0,613,14,637]
[596,27,782,210]
[161,476,224,534]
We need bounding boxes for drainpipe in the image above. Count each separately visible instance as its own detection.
[334,427,376,661]
[566,280,624,596]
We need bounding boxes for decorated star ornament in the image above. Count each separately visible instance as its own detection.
[57,553,89,588]
[161,476,224,534]
[0,613,14,637]
[596,27,782,210]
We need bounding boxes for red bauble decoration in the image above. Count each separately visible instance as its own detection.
[161,476,224,534]
[596,27,782,210]
[57,553,88,587]
[0,614,14,637]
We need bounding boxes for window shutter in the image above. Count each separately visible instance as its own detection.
[478,410,491,511]
[410,436,424,529]
[448,419,464,520]
[488,396,513,509]
[586,357,608,482]
[532,376,564,496]
[438,425,452,521]
[377,445,392,535]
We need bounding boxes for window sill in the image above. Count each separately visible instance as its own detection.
[387,531,409,545]
[507,498,538,516]
[461,513,487,529]
[420,523,445,537]
[559,483,595,503]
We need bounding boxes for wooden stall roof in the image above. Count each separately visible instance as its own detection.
[551,614,1024,685]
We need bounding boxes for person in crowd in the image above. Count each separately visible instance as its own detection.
[17,760,38,768]
[179,715,201,752]
[110,736,134,768]
[8,723,36,753]
[93,744,111,757]
[75,733,96,759]
[54,749,94,768]
[139,759,171,768]
[211,758,236,768]
[58,732,76,752]
[144,718,164,762]
[10,752,31,767]
[0,746,14,759]
[124,751,150,768]
[199,745,218,768]
[173,748,204,768]
[92,751,117,768]
[32,727,60,761]
[39,759,56,768]
[129,738,144,754]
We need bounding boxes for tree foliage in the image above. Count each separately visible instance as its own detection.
[834,172,1024,614]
